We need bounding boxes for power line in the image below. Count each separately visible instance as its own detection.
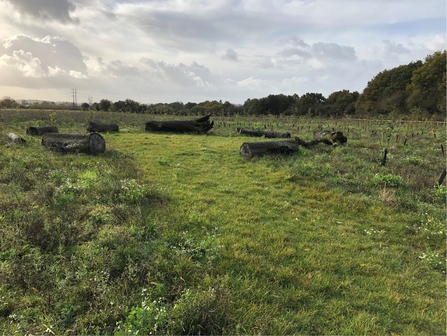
[71,88,77,109]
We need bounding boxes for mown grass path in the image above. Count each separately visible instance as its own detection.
[107,131,445,335]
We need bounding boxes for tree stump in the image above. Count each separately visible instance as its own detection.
[42,133,106,155]
[6,132,26,144]
[240,140,299,158]
[26,126,59,136]
[237,128,291,138]
[86,121,119,133]
[145,115,214,134]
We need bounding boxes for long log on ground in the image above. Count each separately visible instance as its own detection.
[26,126,59,136]
[86,121,119,133]
[6,132,26,144]
[240,140,299,158]
[237,128,291,138]
[145,115,214,134]
[295,130,348,147]
[42,133,106,155]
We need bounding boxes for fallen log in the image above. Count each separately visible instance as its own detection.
[26,126,59,136]
[86,121,119,133]
[6,132,26,144]
[295,130,348,147]
[240,139,299,158]
[42,133,106,155]
[145,115,214,134]
[237,128,291,138]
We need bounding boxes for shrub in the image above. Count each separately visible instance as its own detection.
[372,173,405,187]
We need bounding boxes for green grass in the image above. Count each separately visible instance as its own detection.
[0,110,445,334]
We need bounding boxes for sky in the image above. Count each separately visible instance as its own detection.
[0,0,445,105]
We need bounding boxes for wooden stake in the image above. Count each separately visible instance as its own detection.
[437,168,446,187]
[381,148,388,166]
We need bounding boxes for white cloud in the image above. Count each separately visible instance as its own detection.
[1,0,79,23]
[0,0,444,104]
[2,34,87,76]
[422,34,446,51]
[383,40,411,55]
[0,50,45,77]
[222,49,238,62]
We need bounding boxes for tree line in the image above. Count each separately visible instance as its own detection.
[1,50,445,120]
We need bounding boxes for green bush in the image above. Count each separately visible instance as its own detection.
[371,173,405,187]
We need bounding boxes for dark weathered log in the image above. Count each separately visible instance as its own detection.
[381,148,388,166]
[237,128,291,138]
[86,121,119,133]
[313,130,347,145]
[26,126,59,136]
[295,130,348,147]
[6,132,26,144]
[145,115,214,134]
[240,140,299,158]
[42,133,106,155]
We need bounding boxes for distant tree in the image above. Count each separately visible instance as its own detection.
[190,105,207,115]
[243,98,263,115]
[185,102,197,110]
[81,102,90,111]
[0,96,18,108]
[259,94,295,115]
[112,100,125,112]
[90,102,100,111]
[356,61,422,116]
[222,101,237,115]
[124,99,140,113]
[98,99,112,112]
[293,93,326,116]
[147,103,175,114]
[139,103,149,113]
[169,101,185,113]
[406,50,446,115]
[326,90,359,116]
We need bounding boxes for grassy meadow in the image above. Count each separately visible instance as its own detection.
[0,109,446,335]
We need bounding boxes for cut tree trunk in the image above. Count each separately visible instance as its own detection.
[26,126,59,136]
[42,133,106,155]
[240,140,299,158]
[86,121,119,133]
[145,115,214,134]
[6,132,26,144]
[295,130,348,147]
[237,128,291,138]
